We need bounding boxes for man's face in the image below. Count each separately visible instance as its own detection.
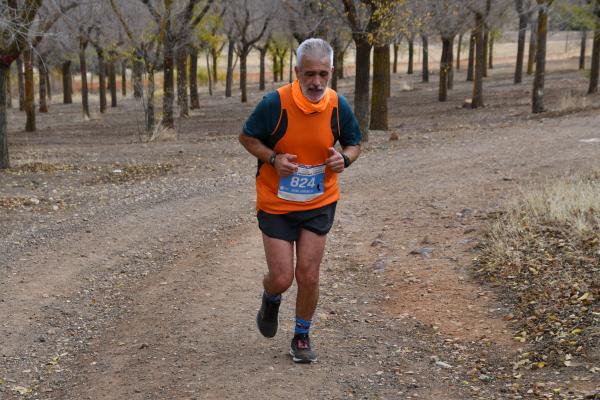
[294,54,333,102]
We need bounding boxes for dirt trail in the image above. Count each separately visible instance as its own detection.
[2,63,600,399]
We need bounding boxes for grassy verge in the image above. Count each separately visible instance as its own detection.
[475,174,600,369]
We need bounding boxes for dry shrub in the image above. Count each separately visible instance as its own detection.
[475,175,600,367]
[148,123,178,142]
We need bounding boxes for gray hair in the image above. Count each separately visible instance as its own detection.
[296,38,334,69]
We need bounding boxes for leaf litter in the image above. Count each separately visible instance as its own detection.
[474,174,600,370]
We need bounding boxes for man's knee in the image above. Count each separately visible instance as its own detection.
[295,266,320,288]
[267,271,294,293]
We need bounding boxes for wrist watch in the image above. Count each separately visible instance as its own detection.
[342,153,351,168]
[268,152,277,166]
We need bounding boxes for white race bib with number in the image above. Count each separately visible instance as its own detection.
[277,164,326,202]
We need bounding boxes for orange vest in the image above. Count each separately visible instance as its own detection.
[256,84,340,214]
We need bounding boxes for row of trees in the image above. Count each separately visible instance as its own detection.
[1,0,600,169]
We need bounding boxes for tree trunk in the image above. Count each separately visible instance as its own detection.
[24,47,36,132]
[515,11,528,83]
[79,43,90,118]
[162,29,175,129]
[45,70,51,101]
[109,61,117,107]
[488,35,495,69]
[407,38,414,74]
[240,49,248,103]
[211,46,219,82]
[588,20,600,94]
[133,58,143,99]
[393,42,399,74]
[422,35,429,82]
[176,47,189,118]
[16,56,25,111]
[386,45,391,98]
[279,55,285,82]
[532,5,549,113]
[38,56,48,113]
[145,69,155,132]
[0,65,10,169]
[337,48,345,79]
[288,47,293,83]
[206,50,213,96]
[439,37,451,102]
[448,36,455,90]
[121,60,127,96]
[62,61,73,104]
[472,13,485,108]
[483,30,489,77]
[190,48,200,109]
[6,66,12,108]
[467,32,475,81]
[370,45,388,130]
[456,33,463,71]
[580,31,587,70]
[527,19,537,75]
[97,48,107,113]
[271,53,279,83]
[331,40,339,90]
[259,48,266,91]
[354,39,372,141]
[225,39,234,98]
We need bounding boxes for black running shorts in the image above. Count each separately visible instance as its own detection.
[257,202,337,242]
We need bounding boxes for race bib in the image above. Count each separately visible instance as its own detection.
[278,164,325,202]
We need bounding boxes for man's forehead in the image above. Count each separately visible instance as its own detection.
[299,55,331,70]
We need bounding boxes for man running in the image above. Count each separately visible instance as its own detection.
[239,38,361,363]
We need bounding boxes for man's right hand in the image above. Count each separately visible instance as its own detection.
[274,154,298,177]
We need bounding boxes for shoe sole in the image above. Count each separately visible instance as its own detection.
[289,349,317,363]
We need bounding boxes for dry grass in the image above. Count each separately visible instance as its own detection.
[475,174,600,368]
[558,91,590,111]
[148,123,178,142]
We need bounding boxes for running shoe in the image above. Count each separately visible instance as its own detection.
[256,292,280,338]
[290,333,317,363]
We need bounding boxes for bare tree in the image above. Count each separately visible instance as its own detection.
[0,0,44,169]
[588,0,600,93]
[514,0,532,83]
[253,32,271,91]
[228,0,273,103]
[139,0,214,127]
[110,0,162,132]
[430,0,470,101]
[340,0,383,141]
[532,0,552,113]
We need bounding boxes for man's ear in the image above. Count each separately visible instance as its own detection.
[294,65,299,79]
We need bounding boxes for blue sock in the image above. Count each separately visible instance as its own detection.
[295,317,311,335]
[264,291,281,302]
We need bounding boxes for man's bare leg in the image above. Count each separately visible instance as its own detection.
[295,229,327,321]
[256,233,295,338]
[261,233,294,295]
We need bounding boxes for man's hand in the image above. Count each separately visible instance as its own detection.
[325,147,344,173]
[274,153,298,177]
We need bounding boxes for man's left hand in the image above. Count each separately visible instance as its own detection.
[326,147,344,173]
